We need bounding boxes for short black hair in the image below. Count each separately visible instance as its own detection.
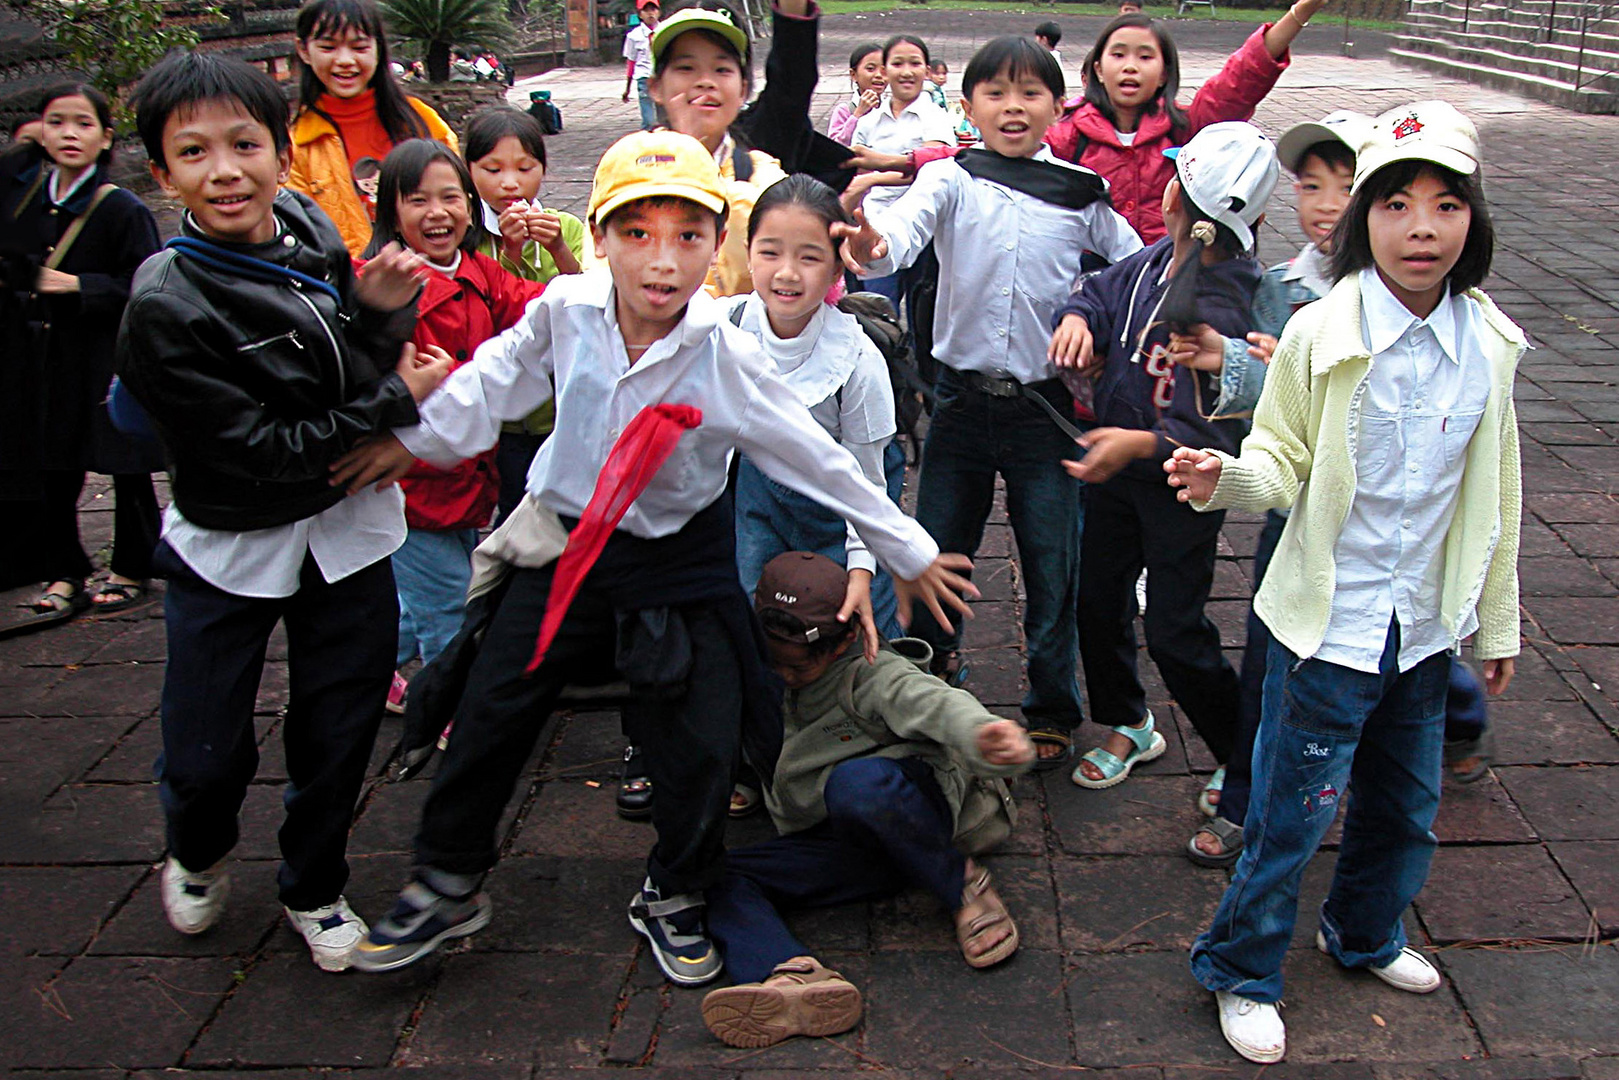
[463,105,548,170]
[1294,138,1355,178]
[364,138,487,259]
[849,41,882,69]
[1081,15,1187,136]
[1327,159,1494,292]
[132,51,292,167]
[38,82,116,168]
[1034,20,1062,45]
[963,35,1064,101]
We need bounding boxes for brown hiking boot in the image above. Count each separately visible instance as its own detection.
[701,955,863,1048]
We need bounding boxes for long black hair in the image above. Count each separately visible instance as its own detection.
[1157,188,1248,333]
[1327,159,1494,291]
[364,138,486,258]
[38,82,115,168]
[463,106,548,169]
[1080,15,1188,137]
[295,0,428,145]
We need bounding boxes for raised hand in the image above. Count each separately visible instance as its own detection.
[1164,445,1224,504]
[829,206,888,273]
[836,568,879,663]
[496,200,532,260]
[854,87,882,117]
[893,553,978,635]
[356,241,429,311]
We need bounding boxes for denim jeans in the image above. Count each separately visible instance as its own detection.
[910,367,1084,732]
[394,527,478,668]
[733,447,903,640]
[1190,620,1448,1003]
[706,756,964,983]
[636,77,657,129]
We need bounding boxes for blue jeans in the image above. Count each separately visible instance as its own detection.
[706,756,965,984]
[394,527,478,667]
[1190,620,1448,1003]
[636,77,656,129]
[910,368,1084,732]
[733,446,903,640]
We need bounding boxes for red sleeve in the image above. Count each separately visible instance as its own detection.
[1182,24,1289,135]
[626,59,636,79]
[910,143,961,171]
[1044,112,1081,162]
[486,259,547,331]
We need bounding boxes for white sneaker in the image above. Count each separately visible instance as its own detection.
[161,855,230,935]
[287,896,369,972]
[1215,990,1285,1064]
[1316,931,1441,993]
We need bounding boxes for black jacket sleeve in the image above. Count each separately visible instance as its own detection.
[739,1,856,191]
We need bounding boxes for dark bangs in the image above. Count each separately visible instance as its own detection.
[963,35,1064,101]
[364,138,487,259]
[1327,159,1495,292]
[1080,15,1187,136]
[295,0,427,145]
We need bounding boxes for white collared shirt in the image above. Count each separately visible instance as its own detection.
[1316,268,1492,673]
[47,165,96,206]
[397,271,939,580]
[852,94,957,216]
[1282,242,1334,299]
[622,23,654,80]
[863,148,1144,384]
[161,487,406,599]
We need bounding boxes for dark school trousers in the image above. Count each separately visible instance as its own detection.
[36,470,161,585]
[414,560,745,897]
[153,541,395,911]
[706,756,965,984]
[1077,473,1238,762]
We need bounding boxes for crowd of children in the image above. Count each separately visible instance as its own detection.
[0,0,1530,1064]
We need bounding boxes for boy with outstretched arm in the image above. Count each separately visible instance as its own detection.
[116,52,450,972]
[836,36,1142,769]
[699,551,1033,1049]
[334,131,976,984]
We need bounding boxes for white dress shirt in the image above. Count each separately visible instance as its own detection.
[398,271,939,580]
[161,487,406,599]
[852,94,958,216]
[863,148,1144,385]
[622,23,654,80]
[722,293,897,575]
[1316,268,1492,673]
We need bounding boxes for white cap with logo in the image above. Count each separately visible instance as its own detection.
[1163,121,1280,252]
[1352,100,1481,194]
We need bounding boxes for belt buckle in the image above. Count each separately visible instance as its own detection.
[982,375,1020,398]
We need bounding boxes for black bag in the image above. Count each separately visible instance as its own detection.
[837,291,930,461]
[899,244,942,409]
[529,98,564,135]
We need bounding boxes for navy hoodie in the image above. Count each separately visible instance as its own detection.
[1053,237,1260,483]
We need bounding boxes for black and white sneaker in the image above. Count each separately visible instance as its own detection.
[161,855,230,935]
[350,879,491,973]
[286,896,368,972]
[628,877,722,986]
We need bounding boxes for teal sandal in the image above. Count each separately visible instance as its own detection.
[1072,711,1167,790]
[1197,765,1227,817]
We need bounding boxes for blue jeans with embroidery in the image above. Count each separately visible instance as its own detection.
[1190,620,1447,1003]
[733,448,903,640]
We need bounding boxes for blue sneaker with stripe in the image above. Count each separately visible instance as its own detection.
[350,879,491,973]
[628,877,722,986]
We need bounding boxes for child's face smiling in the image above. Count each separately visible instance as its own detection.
[1367,167,1472,317]
[884,42,928,108]
[965,69,1059,158]
[471,134,544,212]
[1294,154,1354,253]
[398,159,471,264]
[593,198,721,347]
[151,99,291,246]
[748,204,838,338]
[1094,26,1165,120]
[297,24,379,99]
[40,94,111,179]
[651,33,746,152]
[852,51,885,94]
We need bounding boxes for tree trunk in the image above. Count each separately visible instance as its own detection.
[428,39,451,82]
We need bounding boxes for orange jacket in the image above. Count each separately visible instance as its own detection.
[287,97,458,256]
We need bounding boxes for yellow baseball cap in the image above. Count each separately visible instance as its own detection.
[650,6,749,63]
[588,129,729,224]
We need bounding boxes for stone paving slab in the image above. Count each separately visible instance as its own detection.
[3,7,1619,1076]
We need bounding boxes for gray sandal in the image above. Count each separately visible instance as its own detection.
[1186,815,1244,868]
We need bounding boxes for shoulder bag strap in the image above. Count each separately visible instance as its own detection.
[44,184,117,270]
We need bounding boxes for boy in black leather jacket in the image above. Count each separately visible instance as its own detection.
[115,52,449,972]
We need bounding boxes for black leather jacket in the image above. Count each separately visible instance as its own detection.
[116,189,418,531]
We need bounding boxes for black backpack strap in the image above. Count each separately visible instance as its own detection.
[731,140,754,184]
[729,303,746,327]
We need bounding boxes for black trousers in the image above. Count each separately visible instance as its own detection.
[36,470,161,585]
[415,560,744,896]
[1077,474,1238,763]
[154,541,395,911]
[109,473,161,581]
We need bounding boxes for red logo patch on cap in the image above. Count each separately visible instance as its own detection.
[1392,113,1424,141]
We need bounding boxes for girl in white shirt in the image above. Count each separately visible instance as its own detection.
[725,175,903,643]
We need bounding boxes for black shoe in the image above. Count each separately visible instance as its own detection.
[617,744,653,820]
[628,877,722,986]
[350,879,491,973]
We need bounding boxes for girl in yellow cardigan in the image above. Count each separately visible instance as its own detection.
[287,0,457,256]
[1165,101,1524,1066]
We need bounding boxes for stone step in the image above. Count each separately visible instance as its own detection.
[1394,31,1619,89]
[1403,11,1619,55]
[1405,0,1619,40]
[1389,46,1619,112]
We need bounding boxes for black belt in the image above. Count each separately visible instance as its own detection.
[959,372,1087,442]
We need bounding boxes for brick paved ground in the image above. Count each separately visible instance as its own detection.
[4,10,1619,1077]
